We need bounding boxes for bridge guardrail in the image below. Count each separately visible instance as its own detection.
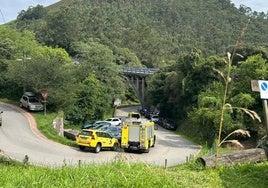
[121,67,159,75]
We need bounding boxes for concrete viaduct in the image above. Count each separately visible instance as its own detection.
[121,67,159,106]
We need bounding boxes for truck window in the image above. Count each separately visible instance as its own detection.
[128,113,141,119]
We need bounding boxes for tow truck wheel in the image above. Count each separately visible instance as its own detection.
[112,143,118,151]
[95,143,101,153]
[79,146,85,150]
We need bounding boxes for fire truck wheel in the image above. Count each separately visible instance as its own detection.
[144,145,150,153]
[152,135,156,147]
[124,148,130,152]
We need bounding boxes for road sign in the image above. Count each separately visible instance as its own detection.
[40,90,48,100]
[258,80,268,99]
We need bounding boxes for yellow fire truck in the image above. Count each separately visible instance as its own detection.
[121,116,156,153]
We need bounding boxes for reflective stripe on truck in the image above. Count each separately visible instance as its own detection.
[121,125,129,148]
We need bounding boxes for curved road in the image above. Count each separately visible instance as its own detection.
[0,103,200,167]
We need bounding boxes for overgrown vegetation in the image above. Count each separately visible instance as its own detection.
[15,0,268,61]
[0,0,268,146]
[33,112,76,147]
[1,2,268,186]
[0,160,268,187]
[210,20,261,160]
[2,102,267,187]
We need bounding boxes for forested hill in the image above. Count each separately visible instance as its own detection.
[15,0,268,68]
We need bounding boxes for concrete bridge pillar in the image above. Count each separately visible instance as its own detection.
[121,67,159,106]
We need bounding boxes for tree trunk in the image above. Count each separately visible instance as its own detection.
[197,148,268,168]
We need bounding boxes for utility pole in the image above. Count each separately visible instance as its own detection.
[17,55,31,93]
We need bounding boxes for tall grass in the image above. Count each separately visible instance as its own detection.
[32,112,76,147]
[214,19,261,162]
[1,160,268,187]
[2,99,267,187]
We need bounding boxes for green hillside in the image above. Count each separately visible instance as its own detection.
[15,0,268,68]
[1,0,268,146]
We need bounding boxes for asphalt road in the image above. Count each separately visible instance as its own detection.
[0,103,201,167]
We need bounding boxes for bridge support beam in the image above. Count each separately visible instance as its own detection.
[121,67,159,107]
[124,75,146,106]
[141,77,145,105]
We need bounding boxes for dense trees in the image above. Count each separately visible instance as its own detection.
[3,28,77,112]
[14,0,268,68]
[1,0,268,144]
[17,5,47,21]
[147,49,267,145]
[68,40,125,122]
[0,27,125,124]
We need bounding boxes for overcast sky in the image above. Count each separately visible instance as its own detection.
[232,0,268,12]
[0,0,267,25]
[0,0,60,24]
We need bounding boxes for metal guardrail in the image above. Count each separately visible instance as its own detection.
[64,129,80,141]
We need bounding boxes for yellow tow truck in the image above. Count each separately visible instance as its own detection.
[121,114,156,153]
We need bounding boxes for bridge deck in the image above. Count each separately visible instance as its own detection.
[122,67,159,76]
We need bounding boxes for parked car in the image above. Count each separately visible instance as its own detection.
[92,121,113,129]
[81,122,94,129]
[144,110,154,119]
[0,111,3,126]
[157,117,164,127]
[163,119,177,131]
[105,117,122,126]
[106,126,122,143]
[82,120,111,130]
[139,108,148,116]
[76,129,119,153]
[94,124,111,131]
[19,92,43,111]
[128,112,141,119]
[150,114,159,124]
